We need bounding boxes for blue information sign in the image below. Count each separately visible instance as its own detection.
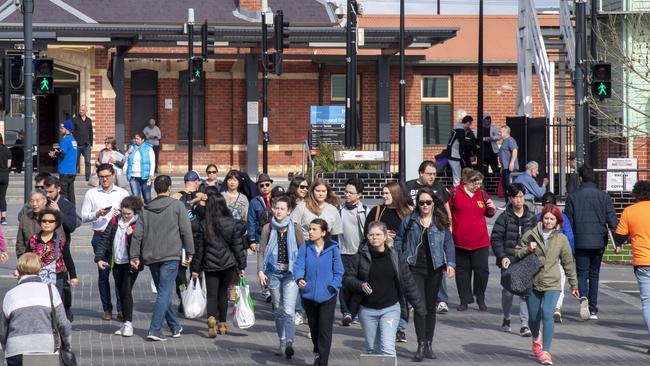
[309,106,346,148]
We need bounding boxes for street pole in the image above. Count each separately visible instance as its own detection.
[261,8,269,173]
[187,9,194,171]
[23,0,34,201]
[590,0,598,60]
[437,0,441,14]
[398,0,405,183]
[575,0,587,167]
[345,0,357,148]
[477,0,485,172]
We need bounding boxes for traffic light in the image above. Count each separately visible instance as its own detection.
[272,52,283,76]
[201,20,209,59]
[190,57,203,80]
[274,10,290,52]
[0,57,10,111]
[591,63,611,100]
[35,58,54,94]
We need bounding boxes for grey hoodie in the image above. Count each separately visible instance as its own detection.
[130,195,194,265]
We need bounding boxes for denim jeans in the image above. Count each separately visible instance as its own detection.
[527,290,561,351]
[437,275,448,303]
[77,144,92,180]
[91,233,121,312]
[130,177,152,203]
[359,302,401,355]
[268,271,298,346]
[634,266,650,340]
[575,248,604,314]
[148,260,181,335]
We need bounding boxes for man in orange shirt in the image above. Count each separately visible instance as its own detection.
[615,180,650,354]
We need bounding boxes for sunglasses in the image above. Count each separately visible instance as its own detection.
[259,182,271,188]
[207,171,217,174]
[298,185,309,189]
[35,185,45,189]
[40,219,57,224]
[418,200,433,207]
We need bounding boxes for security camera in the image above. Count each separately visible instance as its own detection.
[14,0,22,8]
[335,6,345,20]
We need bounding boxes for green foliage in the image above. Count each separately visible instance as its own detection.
[309,143,378,175]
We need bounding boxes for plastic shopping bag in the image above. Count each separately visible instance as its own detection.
[231,276,255,329]
[181,277,207,319]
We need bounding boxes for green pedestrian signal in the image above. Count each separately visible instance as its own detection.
[40,77,50,91]
[597,82,607,96]
[190,57,203,81]
[34,58,54,95]
[591,63,611,100]
[194,69,201,78]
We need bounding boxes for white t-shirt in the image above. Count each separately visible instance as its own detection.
[292,201,343,240]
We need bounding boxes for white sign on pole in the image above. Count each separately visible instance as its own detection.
[606,158,637,191]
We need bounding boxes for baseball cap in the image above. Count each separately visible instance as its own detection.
[483,113,491,120]
[271,186,286,198]
[61,119,74,132]
[184,170,201,182]
[257,173,273,184]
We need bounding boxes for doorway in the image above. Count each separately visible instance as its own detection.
[36,86,79,173]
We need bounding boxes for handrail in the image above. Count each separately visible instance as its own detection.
[560,0,576,73]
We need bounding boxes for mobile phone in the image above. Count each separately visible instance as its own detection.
[103,206,112,211]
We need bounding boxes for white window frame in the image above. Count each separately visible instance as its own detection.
[421,75,451,103]
[331,74,361,102]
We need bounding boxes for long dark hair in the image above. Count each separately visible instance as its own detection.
[309,218,331,244]
[415,187,450,230]
[204,187,232,239]
[288,176,307,209]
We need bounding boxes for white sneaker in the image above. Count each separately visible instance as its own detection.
[295,314,304,326]
[114,325,126,336]
[436,302,449,314]
[579,297,590,321]
[589,313,598,320]
[122,322,134,337]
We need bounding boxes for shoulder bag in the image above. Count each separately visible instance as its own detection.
[500,252,543,297]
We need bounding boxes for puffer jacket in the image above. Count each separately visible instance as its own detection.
[394,211,455,270]
[515,224,578,292]
[344,243,425,321]
[490,206,537,267]
[564,182,618,250]
[191,217,247,273]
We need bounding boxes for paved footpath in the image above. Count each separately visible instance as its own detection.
[0,245,648,366]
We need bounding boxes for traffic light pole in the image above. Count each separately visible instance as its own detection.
[261,11,269,174]
[398,0,405,183]
[23,0,34,201]
[344,0,357,148]
[574,0,587,167]
[187,15,194,171]
[477,0,485,172]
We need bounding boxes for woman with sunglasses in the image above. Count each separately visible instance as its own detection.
[287,176,309,210]
[96,136,128,189]
[395,187,455,361]
[26,207,78,298]
[450,168,496,312]
[221,169,249,221]
[203,164,221,190]
[95,196,144,337]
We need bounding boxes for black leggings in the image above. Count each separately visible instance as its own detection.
[0,171,8,212]
[112,263,139,322]
[303,296,337,366]
[205,269,234,322]
[412,266,443,343]
[455,246,490,305]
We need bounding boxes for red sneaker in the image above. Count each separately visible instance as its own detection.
[532,339,543,357]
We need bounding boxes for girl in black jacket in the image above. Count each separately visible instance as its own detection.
[191,192,247,338]
[94,196,143,337]
[344,221,425,356]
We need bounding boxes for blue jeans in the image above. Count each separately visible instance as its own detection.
[130,177,152,203]
[91,233,121,312]
[634,266,650,340]
[268,271,298,346]
[77,144,91,180]
[527,290,561,351]
[148,260,181,335]
[575,248,604,314]
[359,302,401,355]
[437,275,448,303]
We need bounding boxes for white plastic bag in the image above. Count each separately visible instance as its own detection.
[182,277,207,319]
[231,276,255,329]
[150,278,158,294]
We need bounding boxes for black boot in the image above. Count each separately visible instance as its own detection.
[424,342,437,359]
[412,342,425,362]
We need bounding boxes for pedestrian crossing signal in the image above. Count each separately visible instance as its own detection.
[591,63,611,100]
[34,58,54,95]
[191,57,203,81]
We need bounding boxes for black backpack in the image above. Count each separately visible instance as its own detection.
[256,196,273,235]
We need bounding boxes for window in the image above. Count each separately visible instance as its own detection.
[179,71,205,141]
[331,74,360,102]
[130,70,158,137]
[421,76,452,144]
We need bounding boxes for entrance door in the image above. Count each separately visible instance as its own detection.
[36,87,78,173]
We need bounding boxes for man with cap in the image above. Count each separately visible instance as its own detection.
[171,170,207,313]
[566,152,579,195]
[247,173,275,253]
[49,120,78,204]
[481,114,500,175]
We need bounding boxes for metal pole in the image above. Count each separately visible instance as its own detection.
[262,10,269,173]
[23,0,34,201]
[590,0,598,60]
[477,0,485,172]
[345,0,357,148]
[398,0,405,183]
[437,0,441,14]
[575,0,587,167]
[187,11,194,171]
[548,61,555,193]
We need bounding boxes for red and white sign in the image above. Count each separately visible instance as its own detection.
[606,158,637,192]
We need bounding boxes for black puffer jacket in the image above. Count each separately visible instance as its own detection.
[490,205,537,267]
[344,243,425,320]
[565,182,618,250]
[191,217,247,273]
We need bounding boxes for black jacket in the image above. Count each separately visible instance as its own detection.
[72,115,93,146]
[364,205,404,237]
[191,217,247,273]
[565,182,618,250]
[94,216,137,264]
[490,206,537,267]
[56,196,78,236]
[344,243,425,320]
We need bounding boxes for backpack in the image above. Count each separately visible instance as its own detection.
[256,197,273,235]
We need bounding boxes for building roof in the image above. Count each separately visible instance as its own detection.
[359,14,560,63]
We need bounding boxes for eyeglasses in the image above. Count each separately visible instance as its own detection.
[207,171,217,174]
[298,185,309,189]
[468,180,483,186]
[344,190,358,196]
[98,174,112,180]
[418,200,433,207]
[40,219,56,224]
[259,182,271,188]
[35,185,45,189]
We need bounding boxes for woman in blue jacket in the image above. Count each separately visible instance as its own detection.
[395,187,455,362]
[294,218,344,366]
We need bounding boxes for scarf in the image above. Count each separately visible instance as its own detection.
[264,216,299,273]
[113,214,137,264]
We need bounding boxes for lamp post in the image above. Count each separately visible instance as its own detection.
[344,0,358,148]
[398,0,405,183]
[477,0,485,171]
[187,8,195,171]
[261,2,269,173]
[23,0,34,201]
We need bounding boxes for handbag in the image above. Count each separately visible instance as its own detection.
[87,168,98,187]
[500,253,544,296]
[38,235,60,285]
[48,284,77,366]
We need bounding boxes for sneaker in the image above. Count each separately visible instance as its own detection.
[501,319,511,332]
[0,218,7,225]
[307,331,312,339]
[579,297,590,320]
[519,326,532,337]
[351,318,360,325]
[295,314,304,326]
[553,309,562,323]
[342,313,352,326]
[539,351,553,365]
[395,330,407,343]
[171,327,183,338]
[285,342,294,360]
[436,302,449,314]
[121,322,133,337]
[477,300,488,312]
[274,345,285,356]
[589,313,598,320]
[114,325,126,336]
[532,339,543,357]
[147,333,167,341]
[457,303,468,311]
